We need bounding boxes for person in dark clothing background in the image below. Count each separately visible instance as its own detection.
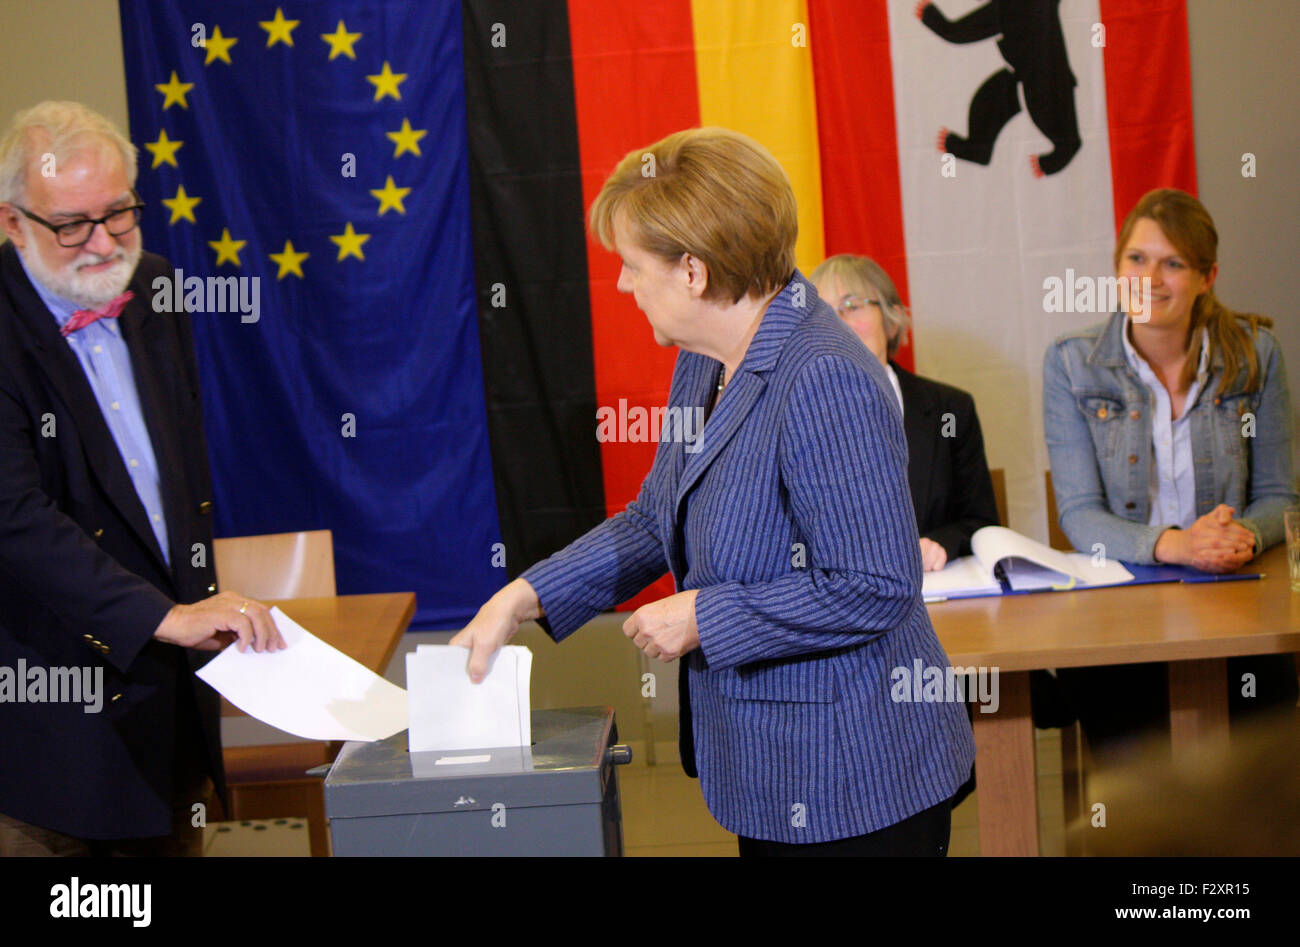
[811,254,1001,572]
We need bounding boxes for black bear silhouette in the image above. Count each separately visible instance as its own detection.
[918,0,1082,177]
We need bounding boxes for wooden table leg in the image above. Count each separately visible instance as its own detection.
[972,670,1039,856]
[1168,658,1228,761]
[1061,722,1085,856]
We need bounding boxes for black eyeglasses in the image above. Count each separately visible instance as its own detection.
[12,192,145,248]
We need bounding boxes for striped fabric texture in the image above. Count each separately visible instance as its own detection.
[523,273,976,843]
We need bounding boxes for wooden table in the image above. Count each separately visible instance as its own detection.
[929,545,1300,856]
[269,592,416,674]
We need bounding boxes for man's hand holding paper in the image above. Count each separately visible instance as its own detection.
[153,590,285,653]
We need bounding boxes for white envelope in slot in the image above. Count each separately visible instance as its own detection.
[406,644,532,753]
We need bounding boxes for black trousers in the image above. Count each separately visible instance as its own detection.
[737,796,952,857]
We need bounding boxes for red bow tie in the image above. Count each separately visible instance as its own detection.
[60,291,135,338]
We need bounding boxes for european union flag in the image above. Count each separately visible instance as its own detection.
[119,1,501,626]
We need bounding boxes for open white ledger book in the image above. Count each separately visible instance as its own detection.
[922,526,1134,601]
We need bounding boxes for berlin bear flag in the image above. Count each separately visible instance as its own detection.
[116,0,1194,623]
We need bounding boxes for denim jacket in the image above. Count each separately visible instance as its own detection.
[1043,311,1297,563]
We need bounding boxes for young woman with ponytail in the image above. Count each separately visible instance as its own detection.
[1042,187,1298,762]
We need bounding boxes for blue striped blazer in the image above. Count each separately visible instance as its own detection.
[522,271,976,843]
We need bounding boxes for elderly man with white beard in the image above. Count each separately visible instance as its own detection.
[0,101,282,856]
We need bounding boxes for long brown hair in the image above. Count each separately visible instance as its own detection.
[1115,188,1272,395]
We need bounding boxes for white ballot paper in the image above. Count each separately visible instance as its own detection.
[406,644,532,753]
[196,607,408,741]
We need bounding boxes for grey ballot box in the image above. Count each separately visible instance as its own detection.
[324,706,630,856]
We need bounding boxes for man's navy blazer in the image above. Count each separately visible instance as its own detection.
[523,273,976,843]
[0,243,223,839]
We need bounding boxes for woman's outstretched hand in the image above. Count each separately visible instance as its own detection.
[449,578,542,683]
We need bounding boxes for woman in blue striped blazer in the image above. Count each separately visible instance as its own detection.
[452,128,976,855]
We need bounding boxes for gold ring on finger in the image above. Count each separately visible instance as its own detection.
[239,601,248,614]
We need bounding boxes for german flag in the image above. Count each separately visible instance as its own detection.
[466,0,916,608]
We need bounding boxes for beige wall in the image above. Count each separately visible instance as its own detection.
[1188,0,1300,469]
[0,0,128,131]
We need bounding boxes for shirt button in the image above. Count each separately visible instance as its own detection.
[1097,407,1108,419]
[1128,454,1138,464]
[152,514,160,522]
[129,458,139,468]
[93,345,103,354]
[110,401,120,411]
[1130,410,1140,420]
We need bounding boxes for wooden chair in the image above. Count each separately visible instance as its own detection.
[989,468,1007,527]
[213,529,336,599]
[1044,470,1073,551]
[212,529,337,856]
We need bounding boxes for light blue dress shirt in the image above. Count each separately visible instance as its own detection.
[1121,313,1209,530]
[20,255,171,564]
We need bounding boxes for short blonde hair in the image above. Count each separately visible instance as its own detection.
[0,101,138,205]
[589,127,797,305]
[809,254,911,357]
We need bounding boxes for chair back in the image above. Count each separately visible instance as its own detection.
[213,530,336,599]
[1044,472,1073,551]
[989,468,1008,528]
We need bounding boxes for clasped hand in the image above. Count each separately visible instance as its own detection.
[622,589,701,662]
[1157,504,1255,573]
